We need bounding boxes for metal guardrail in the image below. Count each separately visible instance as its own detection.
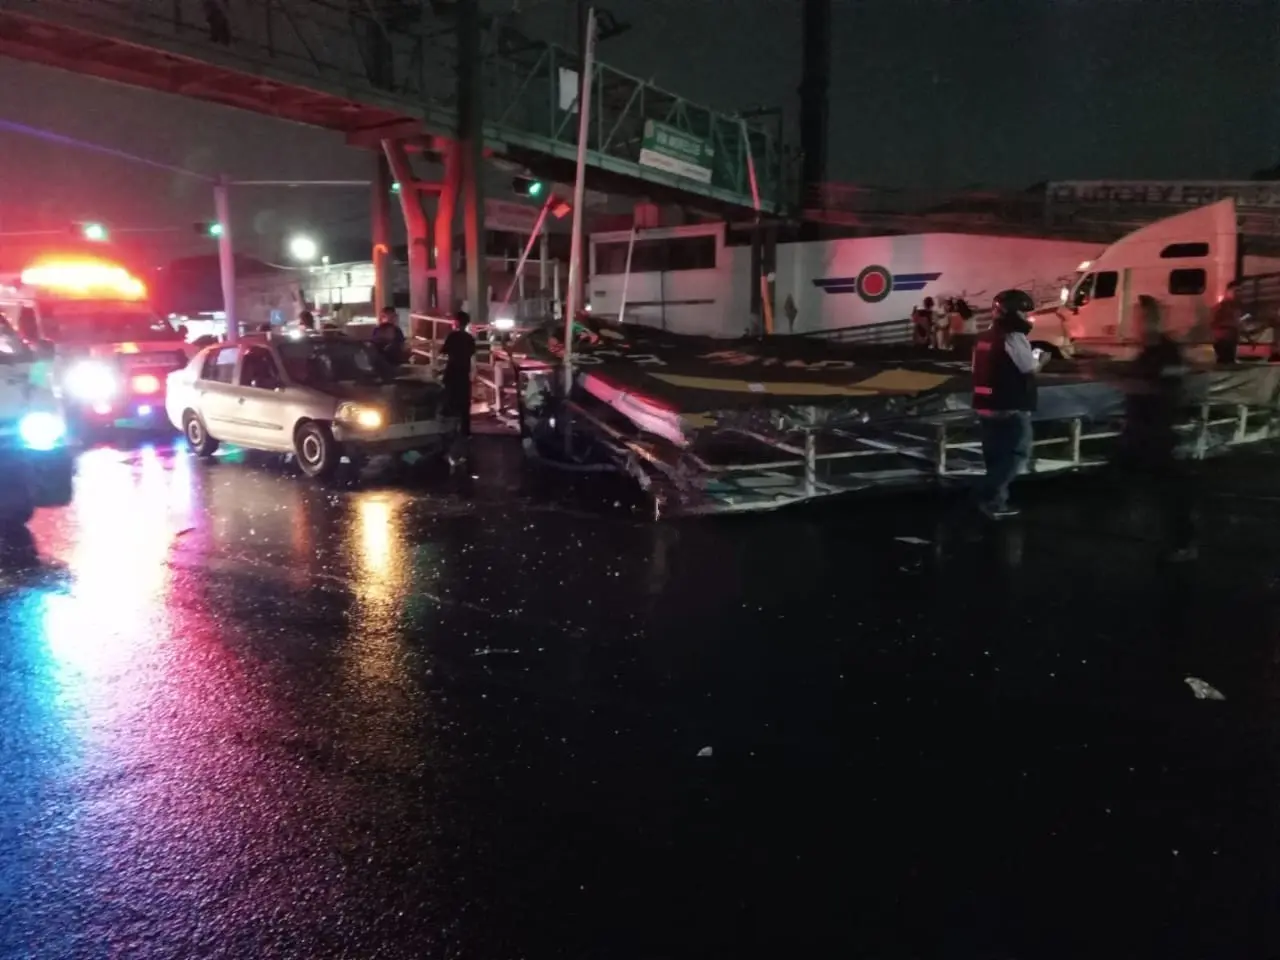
[798,318,913,345]
[407,313,527,423]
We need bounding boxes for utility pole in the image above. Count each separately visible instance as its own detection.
[563,6,597,395]
[458,0,487,326]
[213,174,237,343]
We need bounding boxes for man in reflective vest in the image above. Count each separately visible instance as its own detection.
[971,289,1038,519]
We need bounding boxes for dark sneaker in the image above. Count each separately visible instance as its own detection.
[979,502,1021,520]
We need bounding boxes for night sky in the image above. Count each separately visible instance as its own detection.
[0,0,1276,260]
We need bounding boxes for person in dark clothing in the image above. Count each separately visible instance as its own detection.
[441,310,476,437]
[204,0,231,44]
[950,297,977,356]
[370,306,407,364]
[1117,295,1196,561]
[911,300,933,347]
[297,310,316,332]
[971,289,1039,519]
[1211,284,1241,365]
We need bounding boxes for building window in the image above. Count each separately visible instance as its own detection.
[1160,242,1210,259]
[593,235,718,275]
[666,235,717,271]
[594,241,632,275]
[1168,268,1207,295]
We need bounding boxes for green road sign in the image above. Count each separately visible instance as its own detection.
[639,120,714,184]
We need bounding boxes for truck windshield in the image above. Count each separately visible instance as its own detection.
[1067,273,1095,307]
[42,305,177,344]
[277,338,394,385]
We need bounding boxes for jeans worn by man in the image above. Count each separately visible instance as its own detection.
[978,411,1033,516]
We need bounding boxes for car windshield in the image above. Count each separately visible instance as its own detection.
[0,327,33,363]
[43,304,177,344]
[277,338,394,386]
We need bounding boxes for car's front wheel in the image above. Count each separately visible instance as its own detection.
[183,410,219,457]
[295,421,340,479]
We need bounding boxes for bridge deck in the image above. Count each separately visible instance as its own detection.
[0,0,780,212]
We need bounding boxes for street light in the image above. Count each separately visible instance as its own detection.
[288,234,318,262]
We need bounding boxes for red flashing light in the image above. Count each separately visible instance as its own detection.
[131,374,161,395]
[20,257,147,300]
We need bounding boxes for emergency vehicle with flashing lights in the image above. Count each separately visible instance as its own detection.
[0,325,73,528]
[0,255,190,432]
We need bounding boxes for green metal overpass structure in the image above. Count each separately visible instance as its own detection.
[0,0,785,320]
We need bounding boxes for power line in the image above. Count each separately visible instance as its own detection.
[0,118,215,181]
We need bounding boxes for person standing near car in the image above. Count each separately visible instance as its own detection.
[371,306,407,364]
[971,289,1039,519]
[441,310,476,437]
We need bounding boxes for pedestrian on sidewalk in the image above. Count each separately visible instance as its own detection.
[971,289,1038,519]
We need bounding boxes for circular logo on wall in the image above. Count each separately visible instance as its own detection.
[855,265,893,303]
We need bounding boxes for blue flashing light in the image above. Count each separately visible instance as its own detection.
[19,411,66,451]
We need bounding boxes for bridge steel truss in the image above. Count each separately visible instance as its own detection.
[0,0,782,211]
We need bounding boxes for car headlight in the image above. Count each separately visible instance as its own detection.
[63,360,117,402]
[493,316,515,331]
[19,411,66,451]
[336,402,384,430]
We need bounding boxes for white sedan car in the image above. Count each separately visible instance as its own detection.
[166,332,455,478]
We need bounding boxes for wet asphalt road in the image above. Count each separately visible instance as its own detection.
[3,434,1280,959]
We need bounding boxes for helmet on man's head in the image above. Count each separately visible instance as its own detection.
[992,289,1035,319]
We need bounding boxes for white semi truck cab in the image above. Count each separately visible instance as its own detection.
[1028,199,1280,359]
[0,326,74,527]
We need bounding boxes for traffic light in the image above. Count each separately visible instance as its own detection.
[512,176,544,198]
[77,221,108,242]
[391,181,401,194]
[195,221,223,237]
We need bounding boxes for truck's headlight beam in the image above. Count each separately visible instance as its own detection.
[64,361,118,402]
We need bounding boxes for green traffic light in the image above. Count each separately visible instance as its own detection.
[391,181,401,194]
[527,180,544,198]
[208,222,224,237]
[82,222,108,242]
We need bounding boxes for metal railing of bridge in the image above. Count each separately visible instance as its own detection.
[0,0,781,211]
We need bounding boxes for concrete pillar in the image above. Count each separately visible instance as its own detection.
[371,151,393,315]
[382,139,431,320]
[457,0,487,326]
[434,140,459,314]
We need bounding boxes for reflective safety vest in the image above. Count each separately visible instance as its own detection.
[971,328,1036,412]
